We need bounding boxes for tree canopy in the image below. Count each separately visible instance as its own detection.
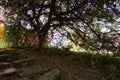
[0,0,120,53]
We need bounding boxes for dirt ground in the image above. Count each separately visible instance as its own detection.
[19,48,108,80]
[0,48,109,80]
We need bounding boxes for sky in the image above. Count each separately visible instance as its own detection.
[0,6,5,20]
[0,6,5,28]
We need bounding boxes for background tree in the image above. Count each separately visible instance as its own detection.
[5,24,31,47]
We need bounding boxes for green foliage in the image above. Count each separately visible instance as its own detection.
[44,47,120,79]
[5,25,32,47]
[5,25,20,46]
[70,52,120,80]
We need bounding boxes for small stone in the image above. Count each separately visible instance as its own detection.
[38,69,60,80]
[0,62,10,65]
[0,68,17,76]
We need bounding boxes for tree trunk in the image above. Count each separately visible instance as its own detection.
[37,32,47,54]
[35,24,49,53]
[39,36,44,53]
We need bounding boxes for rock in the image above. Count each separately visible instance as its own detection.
[11,57,34,67]
[12,57,34,64]
[0,62,10,66]
[20,65,50,76]
[0,54,9,57]
[38,69,60,80]
[0,68,17,76]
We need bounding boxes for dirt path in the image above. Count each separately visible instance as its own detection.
[20,48,106,80]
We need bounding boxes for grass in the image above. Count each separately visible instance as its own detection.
[43,47,120,80]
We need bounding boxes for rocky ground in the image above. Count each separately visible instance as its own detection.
[0,49,64,80]
[0,48,118,80]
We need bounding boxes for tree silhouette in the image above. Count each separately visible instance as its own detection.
[0,0,120,53]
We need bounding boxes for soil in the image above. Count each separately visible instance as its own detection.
[0,48,110,80]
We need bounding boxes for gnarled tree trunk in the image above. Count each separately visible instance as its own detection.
[36,30,48,53]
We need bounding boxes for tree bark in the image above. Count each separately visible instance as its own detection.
[38,35,44,53]
[37,31,47,54]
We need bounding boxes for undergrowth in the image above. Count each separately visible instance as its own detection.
[44,47,120,80]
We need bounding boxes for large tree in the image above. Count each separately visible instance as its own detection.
[0,0,120,53]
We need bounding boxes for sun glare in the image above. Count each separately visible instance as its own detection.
[0,6,9,48]
[0,25,7,48]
